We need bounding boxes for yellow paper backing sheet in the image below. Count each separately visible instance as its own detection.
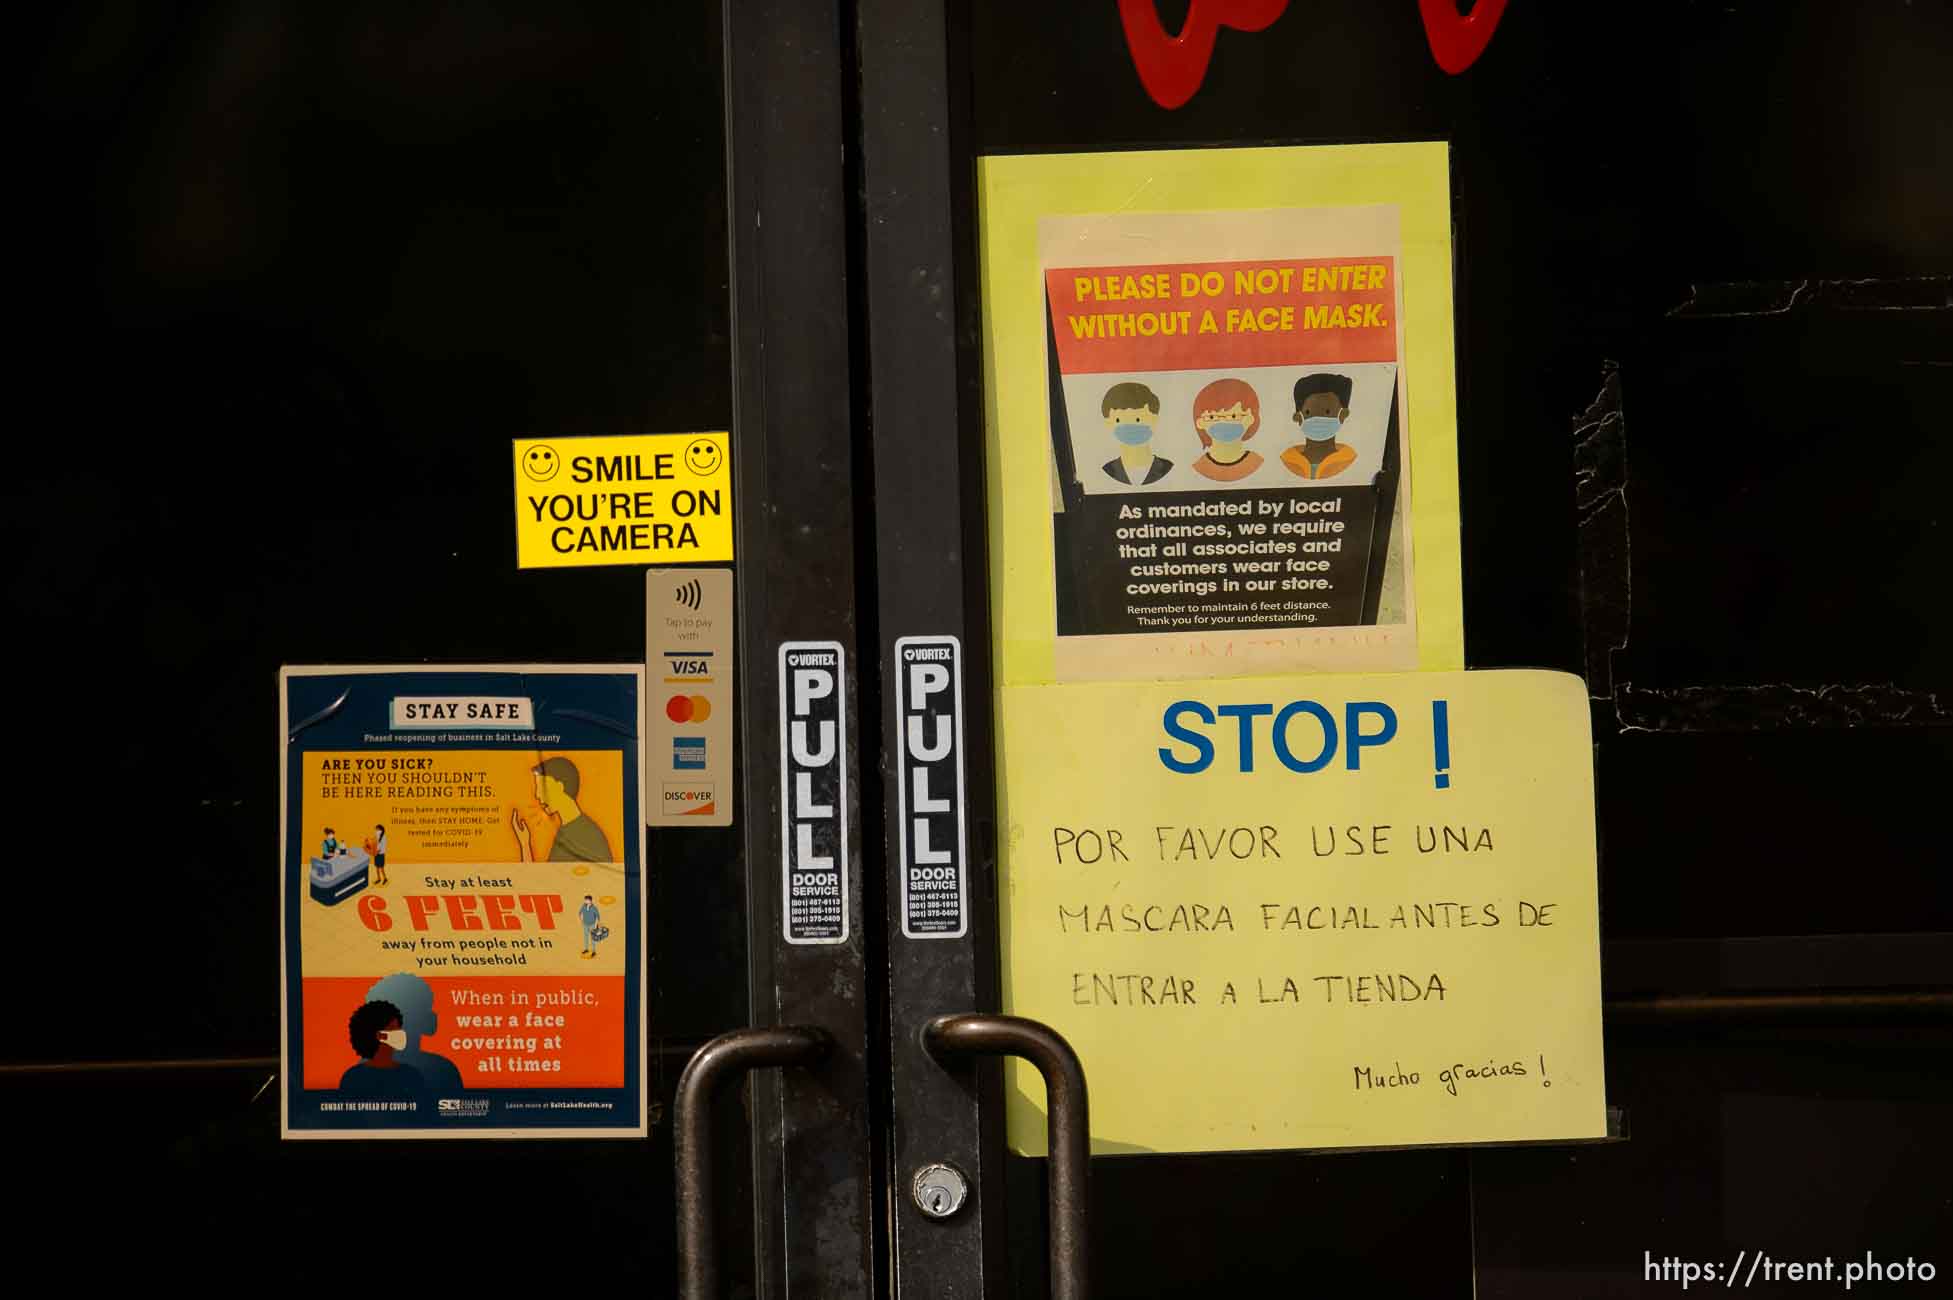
[995,669,1604,1154]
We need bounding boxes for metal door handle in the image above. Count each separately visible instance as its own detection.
[923,1013,1091,1300]
[675,1025,832,1300]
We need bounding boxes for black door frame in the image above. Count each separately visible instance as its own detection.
[855,0,1011,1295]
[724,0,880,1294]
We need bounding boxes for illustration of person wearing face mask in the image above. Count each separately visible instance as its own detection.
[338,999,431,1102]
[1281,372,1359,480]
[1189,378,1265,481]
[365,972,465,1094]
[1098,381,1173,485]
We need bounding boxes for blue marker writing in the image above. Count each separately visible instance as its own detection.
[1432,699,1451,789]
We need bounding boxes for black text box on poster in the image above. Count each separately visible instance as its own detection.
[779,641,847,945]
[896,635,968,939]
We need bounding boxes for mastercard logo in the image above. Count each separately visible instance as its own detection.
[666,694,713,723]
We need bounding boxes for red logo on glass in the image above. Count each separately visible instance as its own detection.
[1116,0,1509,110]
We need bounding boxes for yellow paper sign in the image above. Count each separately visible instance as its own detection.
[997,668,1604,1154]
[513,432,732,569]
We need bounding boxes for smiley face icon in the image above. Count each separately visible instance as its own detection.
[684,438,724,477]
[522,444,560,483]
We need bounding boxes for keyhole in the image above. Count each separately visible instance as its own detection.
[912,1163,967,1220]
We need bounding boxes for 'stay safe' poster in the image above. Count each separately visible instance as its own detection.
[280,666,646,1138]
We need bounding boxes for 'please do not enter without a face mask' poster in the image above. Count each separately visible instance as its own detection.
[979,142,1464,686]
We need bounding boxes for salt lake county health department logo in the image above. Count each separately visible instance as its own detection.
[437,1097,491,1118]
[663,783,715,817]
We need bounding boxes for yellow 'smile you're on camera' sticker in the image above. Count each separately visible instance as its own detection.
[513,432,733,569]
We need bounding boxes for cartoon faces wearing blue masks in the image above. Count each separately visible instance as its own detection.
[1099,380,1173,486]
[1281,372,1357,481]
[1190,377,1266,482]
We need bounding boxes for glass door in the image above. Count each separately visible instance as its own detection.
[12,5,879,1295]
[858,1,1953,1295]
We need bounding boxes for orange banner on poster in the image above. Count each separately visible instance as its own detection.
[301,975,627,1090]
[1046,256,1396,374]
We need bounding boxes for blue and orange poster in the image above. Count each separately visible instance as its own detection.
[279,665,646,1138]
